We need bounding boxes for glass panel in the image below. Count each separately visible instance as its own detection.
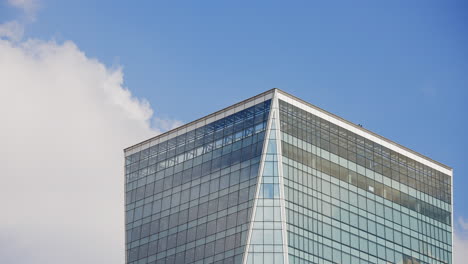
[124,100,272,263]
[278,99,451,264]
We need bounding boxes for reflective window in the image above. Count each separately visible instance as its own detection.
[279,100,452,264]
[124,100,271,264]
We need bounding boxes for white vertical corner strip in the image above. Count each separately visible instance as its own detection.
[276,92,452,176]
[451,172,454,261]
[123,148,129,263]
[273,90,290,264]
[241,96,275,264]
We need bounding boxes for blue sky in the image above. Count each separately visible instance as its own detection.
[1,0,467,263]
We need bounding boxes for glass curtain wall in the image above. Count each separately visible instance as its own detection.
[278,100,452,264]
[124,91,451,264]
[244,110,287,264]
[124,100,271,264]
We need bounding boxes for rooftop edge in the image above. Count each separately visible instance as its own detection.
[124,88,452,172]
[276,89,452,172]
[124,88,276,152]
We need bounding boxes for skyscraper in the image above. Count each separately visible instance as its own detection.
[124,89,453,264]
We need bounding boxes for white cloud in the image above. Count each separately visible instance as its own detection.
[0,20,24,41]
[459,216,468,232]
[454,216,468,263]
[153,117,184,132]
[0,0,38,41]
[8,0,39,21]
[454,232,468,264]
[9,0,36,10]
[0,37,181,263]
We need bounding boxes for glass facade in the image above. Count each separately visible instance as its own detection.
[244,110,288,264]
[124,89,452,264]
[279,100,452,264]
[125,100,271,264]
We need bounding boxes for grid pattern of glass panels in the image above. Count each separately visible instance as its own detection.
[278,100,452,264]
[278,101,451,204]
[124,100,271,264]
[245,117,286,264]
